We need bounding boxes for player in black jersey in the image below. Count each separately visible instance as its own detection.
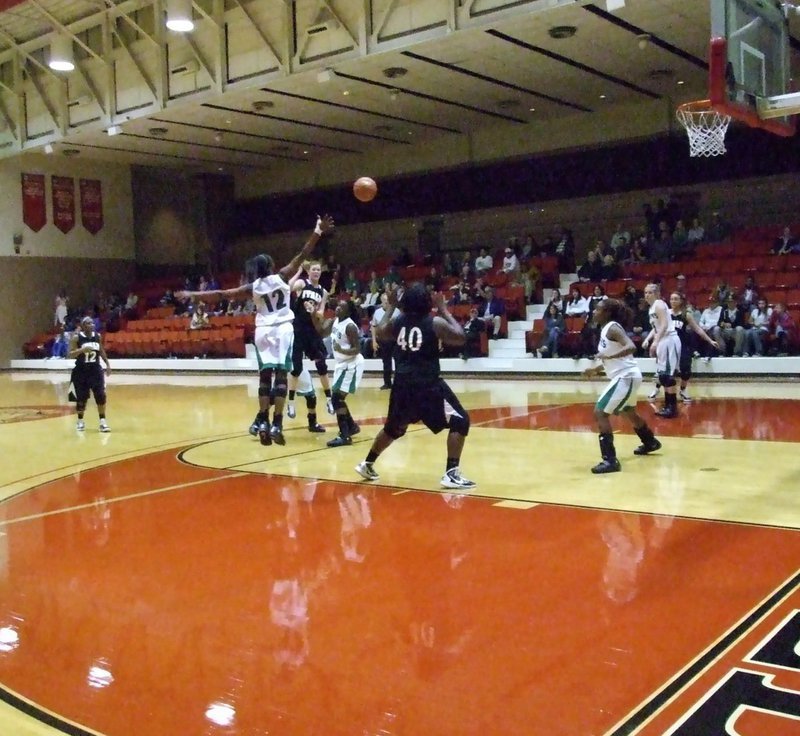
[287,261,334,418]
[355,283,476,490]
[68,316,111,432]
[668,291,719,402]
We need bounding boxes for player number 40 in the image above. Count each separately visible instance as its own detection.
[396,326,423,352]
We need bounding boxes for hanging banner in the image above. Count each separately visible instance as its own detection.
[79,178,103,235]
[52,175,75,234]
[21,173,46,232]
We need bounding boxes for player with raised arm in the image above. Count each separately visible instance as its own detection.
[583,299,661,474]
[69,315,112,432]
[177,214,334,446]
[642,283,682,419]
[310,296,364,447]
[354,283,476,489]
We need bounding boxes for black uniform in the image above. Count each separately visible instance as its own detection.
[384,313,469,438]
[671,309,693,381]
[72,331,106,403]
[291,282,328,371]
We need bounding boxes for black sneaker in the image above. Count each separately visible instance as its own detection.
[655,407,678,419]
[633,439,662,456]
[270,426,286,446]
[591,458,621,474]
[379,384,392,390]
[258,422,272,446]
[327,435,352,448]
[308,423,326,433]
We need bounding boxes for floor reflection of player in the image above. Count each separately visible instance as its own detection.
[337,489,372,563]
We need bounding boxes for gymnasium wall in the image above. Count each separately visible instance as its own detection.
[0,154,135,367]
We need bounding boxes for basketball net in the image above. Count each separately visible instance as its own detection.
[676,100,732,157]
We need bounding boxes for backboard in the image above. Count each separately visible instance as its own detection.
[709,0,797,136]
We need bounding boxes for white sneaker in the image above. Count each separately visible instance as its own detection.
[326,397,335,415]
[680,390,692,403]
[440,467,476,489]
[76,419,85,431]
[648,387,660,400]
[99,419,110,432]
[287,402,296,419]
[355,461,379,481]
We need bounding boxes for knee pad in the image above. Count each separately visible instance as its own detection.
[448,411,470,437]
[331,392,346,411]
[658,372,677,388]
[307,396,317,410]
[258,370,273,397]
[314,358,329,376]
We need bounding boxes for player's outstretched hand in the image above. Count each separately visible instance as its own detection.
[316,214,335,235]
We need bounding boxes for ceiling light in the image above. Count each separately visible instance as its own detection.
[548,26,577,40]
[342,90,350,96]
[166,0,194,33]
[529,107,536,112]
[107,125,122,136]
[48,35,74,72]
[677,80,685,85]
[383,67,408,79]
[599,94,607,99]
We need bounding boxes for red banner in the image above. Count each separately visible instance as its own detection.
[52,176,75,234]
[21,173,46,232]
[79,178,103,235]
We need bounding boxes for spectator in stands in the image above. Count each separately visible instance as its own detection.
[746,297,772,356]
[362,271,383,307]
[712,279,732,305]
[581,285,607,357]
[768,302,796,356]
[642,202,658,239]
[588,284,608,315]
[474,248,493,275]
[471,277,488,307]
[674,274,688,296]
[393,246,413,268]
[554,227,575,273]
[623,283,641,310]
[629,233,649,263]
[672,219,689,257]
[124,291,139,318]
[522,260,540,305]
[631,298,651,355]
[499,246,520,282]
[190,301,211,330]
[479,286,505,339]
[547,288,565,313]
[539,303,564,358]
[521,235,537,261]
[461,307,484,359]
[650,221,673,263]
[593,238,613,261]
[371,292,394,389]
[441,252,459,277]
[600,254,619,281]
[383,265,402,288]
[160,289,176,307]
[565,287,589,318]
[54,290,68,329]
[719,295,746,356]
[577,250,602,283]
[610,224,630,251]
[610,234,631,264]
[739,275,758,311]
[687,217,705,247]
[50,326,70,359]
[197,275,209,292]
[771,226,798,255]
[706,211,732,243]
[448,277,471,306]
[460,251,474,275]
[698,294,724,361]
[424,267,442,293]
[344,269,361,299]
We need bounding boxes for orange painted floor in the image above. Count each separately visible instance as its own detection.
[1,373,800,735]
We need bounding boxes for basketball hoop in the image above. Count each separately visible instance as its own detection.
[676,100,732,157]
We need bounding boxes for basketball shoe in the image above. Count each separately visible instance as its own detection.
[355,461,379,481]
[270,425,286,446]
[76,419,85,431]
[286,402,296,419]
[591,458,621,474]
[327,435,352,448]
[440,467,476,489]
[99,419,110,433]
[633,439,662,455]
[257,422,272,446]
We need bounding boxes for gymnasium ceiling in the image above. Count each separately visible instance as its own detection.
[0,0,797,176]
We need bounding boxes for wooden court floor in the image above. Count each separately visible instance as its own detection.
[2,370,800,735]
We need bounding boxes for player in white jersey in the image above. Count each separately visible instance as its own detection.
[311,298,363,447]
[642,282,682,419]
[583,299,662,474]
[177,214,335,446]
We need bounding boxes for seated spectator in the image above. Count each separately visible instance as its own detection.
[547,288,565,313]
[458,262,474,285]
[593,239,613,261]
[479,286,505,339]
[588,284,607,315]
[599,254,619,281]
[610,235,631,264]
[674,274,688,296]
[441,252,459,277]
[522,260,540,304]
[630,298,651,354]
[459,250,474,275]
[629,235,649,263]
[124,291,139,318]
[424,267,442,292]
[553,227,575,273]
[521,235,537,261]
[474,248,493,275]
[610,224,630,251]
[161,289,177,307]
[448,278,472,306]
[461,307,485,359]
[650,221,673,263]
[771,226,799,255]
[54,290,68,329]
[623,283,641,310]
[190,301,211,329]
[471,277,488,307]
[564,287,589,318]
[712,279,732,305]
[577,251,602,282]
[768,302,797,355]
[719,295,746,356]
[343,269,361,299]
[706,211,732,243]
[739,275,758,311]
[50,327,71,359]
[687,217,705,246]
[499,246,520,282]
[383,265,402,287]
[539,303,565,358]
[698,294,724,360]
[672,219,689,256]
[746,297,772,356]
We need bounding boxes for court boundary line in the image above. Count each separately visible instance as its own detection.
[604,571,800,735]
[0,683,104,736]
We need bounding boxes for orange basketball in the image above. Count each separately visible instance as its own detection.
[353,176,378,203]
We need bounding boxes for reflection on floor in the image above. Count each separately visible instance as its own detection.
[1,372,799,736]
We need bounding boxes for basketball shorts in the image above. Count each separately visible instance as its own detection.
[292,330,328,368]
[384,379,468,437]
[595,373,642,416]
[295,368,315,398]
[73,368,106,404]
[332,355,365,395]
[255,321,294,371]
[655,334,681,376]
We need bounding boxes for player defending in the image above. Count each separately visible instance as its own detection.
[177,214,334,446]
[355,283,476,489]
[311,298,364,447]
[583,299,661,474]
[642,283,682,418]
[69,315,111,432]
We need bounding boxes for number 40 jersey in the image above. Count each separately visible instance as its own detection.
[253,275,294,327]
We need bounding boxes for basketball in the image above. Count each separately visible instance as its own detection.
[353,176,377,203]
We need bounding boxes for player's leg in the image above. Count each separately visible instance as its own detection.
[268,323,295,445]
[256,368,273,446]
[678,350,693,402]
[328,358,364,447]
[355,383,408,481]
[327,391,353,447]
[591,378,624,474]
[655,338,680,418]
[623,405,661,456]
[296,369,324,432]
[74,377,90,431]
[270,368,288,445]
[92,377,110,432]
[286,333,305,419]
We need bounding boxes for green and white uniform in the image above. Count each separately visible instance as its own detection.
[595,321,642,415]
[331,316,364,395]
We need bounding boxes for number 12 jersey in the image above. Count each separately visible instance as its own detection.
[253,275,293,327]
